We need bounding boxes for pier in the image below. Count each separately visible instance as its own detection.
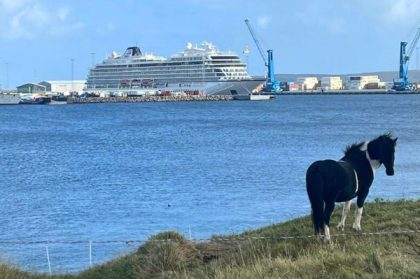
[67,95,233,104]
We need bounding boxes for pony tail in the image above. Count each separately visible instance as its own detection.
[306,164,325,235]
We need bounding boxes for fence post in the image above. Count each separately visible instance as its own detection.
[46,246,52,275]
[89,240,92,266]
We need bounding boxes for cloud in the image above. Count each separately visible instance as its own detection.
[0,0,84,39]
[107,22,116,32]
[293,3,348,35]
[385,0,420,22]
[350,0,420,30]
[292,0,419,35]
[257,16,271,29]
[57,7,70,22]
[0,0,28,10]
[328,17,346,34]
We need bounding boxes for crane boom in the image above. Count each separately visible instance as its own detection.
[394,27,420,91]
[244,18,281,93]
[244,19,268,66]
[407,28,420,58]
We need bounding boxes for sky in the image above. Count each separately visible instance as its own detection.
[1,0,420,89]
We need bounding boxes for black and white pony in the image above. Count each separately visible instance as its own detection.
[306,133,397,241]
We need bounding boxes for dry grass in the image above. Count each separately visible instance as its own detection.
[0,199,419,278]
[133,231,201,278]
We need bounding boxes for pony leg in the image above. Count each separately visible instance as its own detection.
[324,225,331,242]
[337,200,352,231]
[352,206,364,231]
[323,201,335,242]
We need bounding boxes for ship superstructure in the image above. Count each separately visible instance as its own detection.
[86,42,261,95]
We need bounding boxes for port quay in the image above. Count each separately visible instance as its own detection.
[66,94,234,104]
[65,89,419,104]
[2,89,420,106]
[42,89,420,105]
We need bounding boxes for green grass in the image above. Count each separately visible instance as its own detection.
[1,199,419,278]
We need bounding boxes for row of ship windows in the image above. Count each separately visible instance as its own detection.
[169,58,240,62]
[87,76,248,88]
[98,61,244,69]
[89,73,249,79]
[171,57,204,61]
[90,72,248,78]
[89,73,249,81]
[88,74,249,82]
[92,68,248,74]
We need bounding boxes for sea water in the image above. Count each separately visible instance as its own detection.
[0,95,419,273]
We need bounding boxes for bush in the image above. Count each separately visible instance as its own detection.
[134,231,201,278]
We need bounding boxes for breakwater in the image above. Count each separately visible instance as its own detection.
[67,95,233,104]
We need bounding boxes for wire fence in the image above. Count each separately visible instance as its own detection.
[0,229,419,275]
[0,229,418,245]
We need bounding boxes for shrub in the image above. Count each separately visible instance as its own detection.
[134,231,201,278]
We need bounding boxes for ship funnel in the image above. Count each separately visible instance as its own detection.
[123,46,142,57]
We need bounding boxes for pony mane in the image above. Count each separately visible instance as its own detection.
[373,132,397,145]
[343,142,364,156]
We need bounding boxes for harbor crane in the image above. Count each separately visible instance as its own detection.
[244,18,281,93]
[393,27,420,91]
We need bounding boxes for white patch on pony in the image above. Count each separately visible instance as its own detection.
[352,206,364,231]
[337,200,352,231]
[360,141,381,175]
[353,170,359,193]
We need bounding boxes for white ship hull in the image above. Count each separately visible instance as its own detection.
[233,94,275,101]
[163,80,264,95]
[0,93,21,105]
[94,79,264,97]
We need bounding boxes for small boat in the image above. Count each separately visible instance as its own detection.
[233,94,275,101]
[19,94,51,105]
[51,95,68,102]
[0,92,21,105]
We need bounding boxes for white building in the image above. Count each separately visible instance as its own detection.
[39,80,86,95]
[347,76,381,90]
[320,76,343,90]
[296,77,319,91]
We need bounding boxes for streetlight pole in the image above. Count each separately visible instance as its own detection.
[5,62,9,90]
[71,58,74,93]
[91,52,95,67]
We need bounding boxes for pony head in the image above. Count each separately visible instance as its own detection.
[370,133,398,176]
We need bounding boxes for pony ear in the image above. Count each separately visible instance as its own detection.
[393,137,398,143]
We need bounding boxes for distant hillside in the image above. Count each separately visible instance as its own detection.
[270,69,420,83]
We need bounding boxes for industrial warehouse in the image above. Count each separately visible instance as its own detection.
[16,80,86,95]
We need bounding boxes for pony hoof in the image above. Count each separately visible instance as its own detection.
[352,224,361,231]
[337,223,345,231]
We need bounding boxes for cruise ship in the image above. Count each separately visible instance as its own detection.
[86,42,263,95]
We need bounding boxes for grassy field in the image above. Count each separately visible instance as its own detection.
[1,199,419,278]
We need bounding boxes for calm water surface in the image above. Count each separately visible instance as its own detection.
[0,95,419,273]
